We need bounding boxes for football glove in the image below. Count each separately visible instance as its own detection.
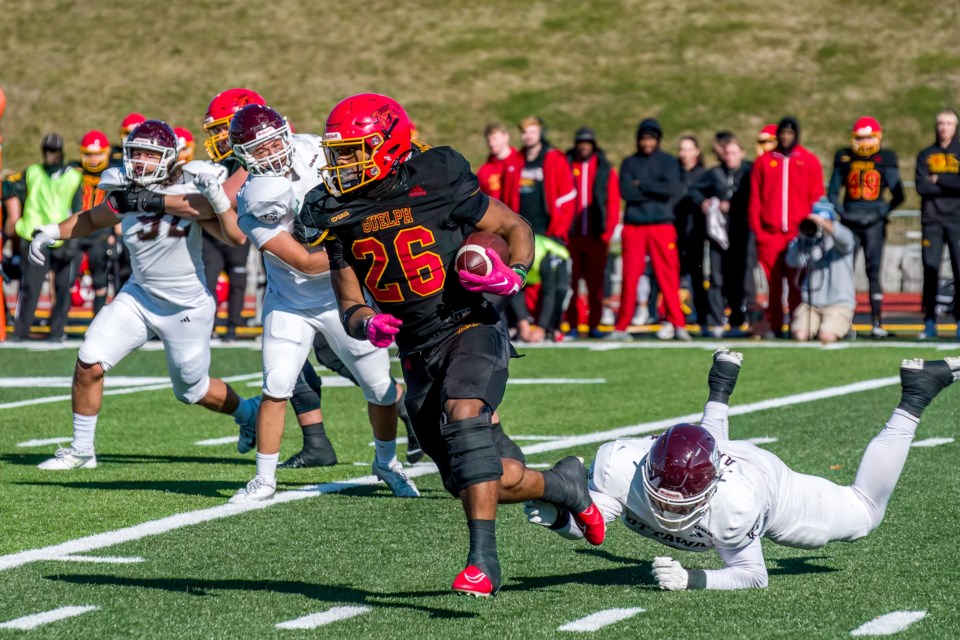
[28,224,60,266]
[652,556,689,591]
[107,187,165,215]
[194,172,231,215]
[524,500,561,528]
[458,247,522,296]
[365,314,402,348]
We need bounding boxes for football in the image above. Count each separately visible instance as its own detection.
[455,231,510,276]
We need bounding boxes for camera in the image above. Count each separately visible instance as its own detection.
[799,216,822,238]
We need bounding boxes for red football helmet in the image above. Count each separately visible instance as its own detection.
[203,88,266,162]
[851,116,882,156]
[756,123,777,157]
[120,113,146,139]
[228,104,293,176]
[174,127,195,163]
[123,120,179,186]
[642,423,722,532]
[80,130,110,173]
[322,93,413,194]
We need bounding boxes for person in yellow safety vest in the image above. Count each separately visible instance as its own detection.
[1,133,82,341]
[524,234,571,342]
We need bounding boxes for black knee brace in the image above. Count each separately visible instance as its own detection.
[440,414,503,490]
[291,367,322,415]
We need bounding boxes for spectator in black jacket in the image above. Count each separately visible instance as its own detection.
[675,135,708,333]
[690,134,754,337]
[608,118,688,341]
[828,117,904,338]
[916,108,960,340]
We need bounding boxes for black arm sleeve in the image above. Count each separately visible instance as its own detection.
[323,235,349,270]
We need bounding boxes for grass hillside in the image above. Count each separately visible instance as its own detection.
[1,0,958,176]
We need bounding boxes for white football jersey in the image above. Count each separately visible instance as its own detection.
[101,162,227,307]
[591,436,793,552]
[236,134,336,310]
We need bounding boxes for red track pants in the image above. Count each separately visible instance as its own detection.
[616,223,685,330]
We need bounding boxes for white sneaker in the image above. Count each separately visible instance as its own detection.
[37,446,97,470]
[675,327,693,342]
[631,307,651,326]
[600,307,616,326]
[656,322,676,340]
[229,476,276,504]
[373,459,421,498]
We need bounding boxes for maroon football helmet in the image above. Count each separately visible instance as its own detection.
[228,104,293,176]
[642,423,722,532]
[123,120,179,186]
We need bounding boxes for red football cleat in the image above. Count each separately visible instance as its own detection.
[572,503,605,545]
[451,565,496,598]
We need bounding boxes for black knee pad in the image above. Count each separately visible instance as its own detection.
[440,414,503,491]
[291,371,322,415]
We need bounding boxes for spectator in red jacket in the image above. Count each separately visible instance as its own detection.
[500,116,576,243]
[564,127,621,338]
[477,122,523,201]
[749,116,825,337]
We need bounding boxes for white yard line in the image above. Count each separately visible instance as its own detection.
[746,437,779,445]
[0,606,98,630]
[850,610,927,636]
[0,376,171,388]
[0,373,262,411]
[0,374,905,573]
[56,555,143,564]
[275,606,371,630]
[16,437,71,448]
[911,437,954,448]
[195,436,239,446]
[558,608,645,632]
[514,340,960,352]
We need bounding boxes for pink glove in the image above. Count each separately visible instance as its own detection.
[366,314,403,348]
[459,248,523,296]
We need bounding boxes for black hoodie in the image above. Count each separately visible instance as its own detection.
[619,119,682,224]
[915,125,960,223]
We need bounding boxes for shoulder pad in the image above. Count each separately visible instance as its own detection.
[97,167,130,192]
[238,175,295,223]
[709,482,763,548]
[182,161,227,183]
[590,438,650,501]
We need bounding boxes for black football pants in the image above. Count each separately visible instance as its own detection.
[922,218,960,322]
[850,219,887,322]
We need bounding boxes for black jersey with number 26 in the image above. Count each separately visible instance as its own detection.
[300,146,494,353]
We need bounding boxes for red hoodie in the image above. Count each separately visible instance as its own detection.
[477,147,523,201]
[749,145,824,246]
[501,147,576,242]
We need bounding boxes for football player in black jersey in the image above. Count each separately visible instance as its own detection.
[299,93,604,597]
[827,117,904,338]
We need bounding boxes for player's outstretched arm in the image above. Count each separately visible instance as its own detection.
[474,198,534,271]
[163,168,247,220]
[261,232,329,275]
[653,538,768,591]
[28,201,116,266]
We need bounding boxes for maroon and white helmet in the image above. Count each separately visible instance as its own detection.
[228,104,293,176]
[642,423,722,532]
[123,120,179,186]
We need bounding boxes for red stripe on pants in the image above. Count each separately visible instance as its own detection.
[566,236,609,329]
[757,243,801,332]
[616,223,685,331]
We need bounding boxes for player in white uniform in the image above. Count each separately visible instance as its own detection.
[220,103,418,503]
[525,349,960,590]
[29,120,260,470]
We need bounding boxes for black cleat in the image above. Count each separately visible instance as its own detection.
[708,348,743,404]
[898,357,960,418]
[278,446,338,469]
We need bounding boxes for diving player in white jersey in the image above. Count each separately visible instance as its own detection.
[222,103,418,503]
[29,120,261,470]
[524,348,960,590]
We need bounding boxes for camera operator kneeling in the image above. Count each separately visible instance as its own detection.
[786,198,857,344]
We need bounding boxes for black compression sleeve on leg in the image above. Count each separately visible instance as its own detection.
[291,364,322,415]
[440,414,503,490]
